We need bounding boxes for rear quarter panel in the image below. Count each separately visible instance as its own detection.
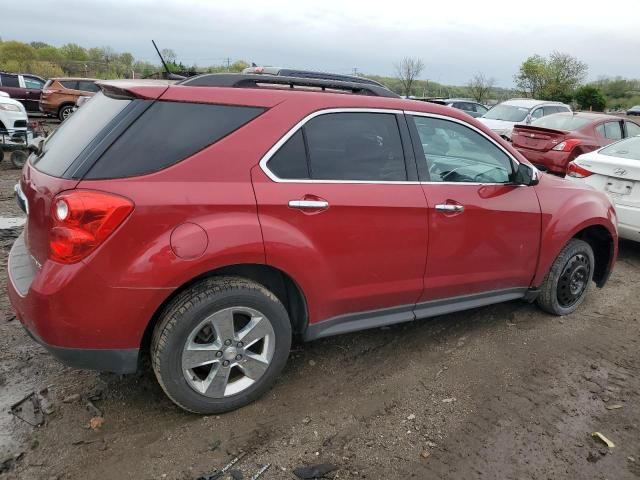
[531,173,618,286]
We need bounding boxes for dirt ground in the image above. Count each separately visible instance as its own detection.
[0,163,639,480]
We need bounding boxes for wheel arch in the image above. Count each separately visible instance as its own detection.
[140,263,308,352]
[572,224,615,287]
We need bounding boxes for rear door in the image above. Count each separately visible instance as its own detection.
[407,113,541,301]
[22,76,45,112]
[252,109,429,325]
[0,73,24,105]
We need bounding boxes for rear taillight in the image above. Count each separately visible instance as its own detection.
[567,161,593,178]
[49,190,134,264]
[552,139,582,152]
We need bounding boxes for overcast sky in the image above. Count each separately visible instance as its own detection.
[3,0,638,86]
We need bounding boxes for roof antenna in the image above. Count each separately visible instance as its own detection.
[152,40,186,80]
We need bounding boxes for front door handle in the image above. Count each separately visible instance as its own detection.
[288,199,329,210]
[435,204,464,213]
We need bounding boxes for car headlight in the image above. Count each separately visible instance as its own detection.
[0,103,21,112]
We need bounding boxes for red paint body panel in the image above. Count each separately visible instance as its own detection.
[6,84,618,359]
[252,167,428,325]
[420,184,541,300]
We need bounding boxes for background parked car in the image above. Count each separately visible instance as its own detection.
[511,112,640,175]
[479,99,571,140]
[627,105,640,116]
[0,72,46,113]
[40,78,100,121]
[423,98,489,118]
[567,136,640,242]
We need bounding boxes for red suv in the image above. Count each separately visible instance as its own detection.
[8,75,618,414]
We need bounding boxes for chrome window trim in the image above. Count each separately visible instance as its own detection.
[259,107,417,185]
[258,107,533,186]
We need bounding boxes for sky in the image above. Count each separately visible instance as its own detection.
[2,0,639,87]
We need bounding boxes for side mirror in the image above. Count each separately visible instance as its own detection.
[514,162,539,186]
[525,114,532,124]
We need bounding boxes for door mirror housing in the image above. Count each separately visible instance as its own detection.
[525,114,533,124]
[514,162,539,186]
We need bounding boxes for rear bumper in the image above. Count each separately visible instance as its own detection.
[616,203,640,242]
[7,233,169,374]
[514,147,568,175]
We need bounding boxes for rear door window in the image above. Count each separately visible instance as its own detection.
[1,74,20,87]
[24,77,44,89]
[602,121,623,140]
[32,92,132,177]
[266,130,309,179]
[78,81,100,93]
[86,102,264,179]
[60,80,79,90]
[304,112,407,181]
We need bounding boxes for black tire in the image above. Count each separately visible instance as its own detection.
[58,104,74,121]
[537,239,594,316]
[151,276,292,414]
[10,150,27,169]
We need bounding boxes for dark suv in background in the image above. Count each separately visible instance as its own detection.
[0,72,46,113]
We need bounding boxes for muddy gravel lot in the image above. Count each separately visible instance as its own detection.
[0,162,639,480]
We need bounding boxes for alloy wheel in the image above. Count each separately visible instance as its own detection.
[181,307,275,398]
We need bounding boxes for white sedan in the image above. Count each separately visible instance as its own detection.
[567,136,640,242]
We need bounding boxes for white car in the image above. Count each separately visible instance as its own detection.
[567,136,640,242]
[0,91,28,140]
[479,98,571,140]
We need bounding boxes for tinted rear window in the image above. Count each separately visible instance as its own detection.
[32,92,132,177]
[532,114,590,131]
[86,102,264,179]
[60,80,79,90]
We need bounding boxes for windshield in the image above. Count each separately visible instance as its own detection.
[32,92,131,177]
[532,115,590,131]
[482,104,530,122]
[600,136,640,160]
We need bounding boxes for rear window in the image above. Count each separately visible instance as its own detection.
[85,102,264,179]
[32,92,132,177]
[600,137,640,159]
[532,115,590,131]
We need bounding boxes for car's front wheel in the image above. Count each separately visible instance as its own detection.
[537,239,594,315]
[151,277,292,414]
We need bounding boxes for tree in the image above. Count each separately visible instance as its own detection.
[467,73,495,104]
[574,85,606,111]
[0,41,37,70]
[394,57,425,97]
[514,54,547,98]
[160,48,177,64]
[514,52,587,101]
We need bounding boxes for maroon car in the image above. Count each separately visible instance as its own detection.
[0,72,46,113]
[512,112,640,175]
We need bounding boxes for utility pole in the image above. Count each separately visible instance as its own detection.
[352,67,358,77]
[226,57,231,72]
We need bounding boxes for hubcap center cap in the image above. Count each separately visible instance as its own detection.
[222,346,238,361]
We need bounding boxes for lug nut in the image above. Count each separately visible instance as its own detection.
[224,339,232,346]
[237,341,244,348]
[222,360,230,367]
[216,351,223,358]
[235,354,243,361]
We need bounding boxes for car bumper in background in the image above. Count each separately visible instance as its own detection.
[514,147,568,175]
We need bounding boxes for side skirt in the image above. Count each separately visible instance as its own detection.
[303,287,530,341]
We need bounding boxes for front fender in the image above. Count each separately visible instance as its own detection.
[532,174,617,287]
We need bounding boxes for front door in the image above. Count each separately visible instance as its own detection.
[407,113,541,301]
[252,110,429,326]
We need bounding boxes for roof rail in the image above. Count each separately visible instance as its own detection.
[179,73,399,98]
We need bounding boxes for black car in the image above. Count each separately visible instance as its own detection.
[627,105,640,117]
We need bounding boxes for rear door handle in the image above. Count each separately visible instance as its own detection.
[435,204,464,213]
[288,200,329,210]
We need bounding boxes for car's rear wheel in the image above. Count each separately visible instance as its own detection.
[58,104,74,121]
[537,239,594,315]
[151,276,292,414]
